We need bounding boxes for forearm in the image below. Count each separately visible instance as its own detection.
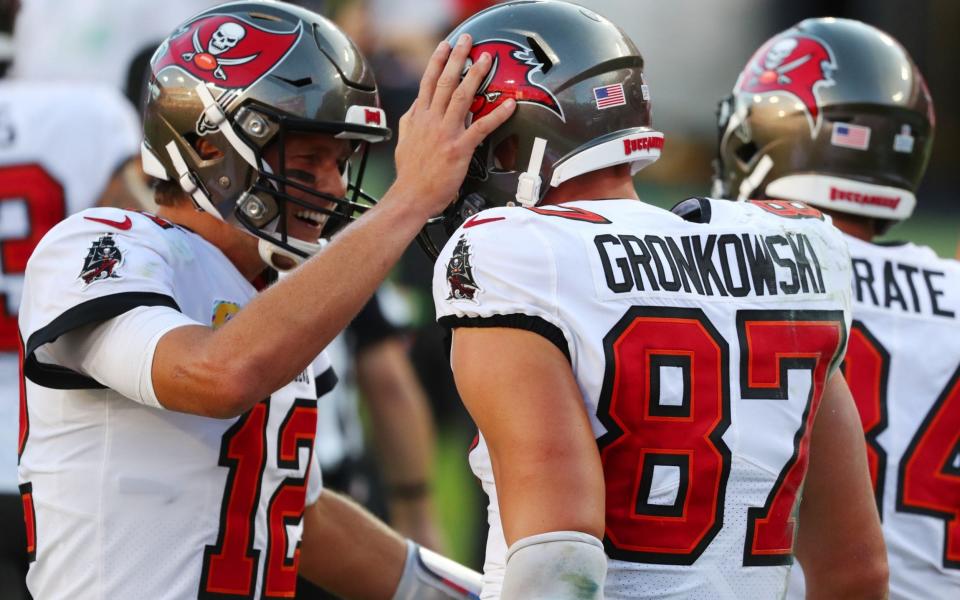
[453,328,605,545]
[300,490,407,599]
[359,341,440,541]
[796,373,888,599]
[154,190,429,415]
[300,489,482,600]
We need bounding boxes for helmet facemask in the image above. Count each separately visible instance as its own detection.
[141,1,391,270]
[230,104,381,266]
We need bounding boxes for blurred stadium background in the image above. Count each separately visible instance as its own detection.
[5,0,958,570]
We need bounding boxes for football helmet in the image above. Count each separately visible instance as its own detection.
[142,1,390,265]
[713,18,934,227]
[417,0,663,257]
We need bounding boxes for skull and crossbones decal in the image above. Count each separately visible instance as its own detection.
[735,34,837,136]
[154,14,302,89]
[181,22,258,80]
[748,39,813,87]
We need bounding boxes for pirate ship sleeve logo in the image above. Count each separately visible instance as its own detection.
[79,234,123,286]
[151,14,302,89]
[446,235,482,303]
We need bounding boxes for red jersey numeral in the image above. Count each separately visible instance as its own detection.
[837,320,960,569]
[738,311,844,565]
[525,205,611,223]
[598,307,844,566]
[748,199,823,220]
[200,403,269,598]
[263,400,318,597]
[19,482,36,562]
[897,367,960,568]
[843,321,890,512]
[0,164,66,352]
[200,400,318,598]
[598,307,730,564]
[18,333,28,458]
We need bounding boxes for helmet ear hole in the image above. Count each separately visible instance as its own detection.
[735,141,758,166]
[191,135,225,161]
[493,135,519,171]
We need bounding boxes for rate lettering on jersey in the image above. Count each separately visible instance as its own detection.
[851,257,956,318]
[594,232,826,298]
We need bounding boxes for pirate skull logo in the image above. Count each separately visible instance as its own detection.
[209,22,246,55]
[181,22,257,81]
[759,39,800,80]
[736,34,837,137]
[153,14,302,89]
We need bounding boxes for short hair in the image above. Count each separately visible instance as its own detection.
[151,178,188,207]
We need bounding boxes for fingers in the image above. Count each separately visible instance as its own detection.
[431,33,473,113]
[416,40,451,111]
[443,51,491,128]
[465,99,516,148]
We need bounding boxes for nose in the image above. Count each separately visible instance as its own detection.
[311,158,346,199]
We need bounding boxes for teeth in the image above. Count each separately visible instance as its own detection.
[295,210,325,226]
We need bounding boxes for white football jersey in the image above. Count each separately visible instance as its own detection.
[788,235,960,600]
[0,81,140,494]
[433,198,853,600]
[18,208,328,599]
[12,0,222,90]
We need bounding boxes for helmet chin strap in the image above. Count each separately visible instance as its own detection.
[514,137,547,208]
[737,155,774,202]
[165,140,222,218]
[194,82,259,169]
[258,237,326,271]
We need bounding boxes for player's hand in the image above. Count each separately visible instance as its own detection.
[393,33,516,219]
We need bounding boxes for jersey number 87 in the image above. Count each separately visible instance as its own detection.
[597,306,845,566]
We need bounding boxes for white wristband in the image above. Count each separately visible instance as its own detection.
[391,540,481,600]
[501,531,607,600]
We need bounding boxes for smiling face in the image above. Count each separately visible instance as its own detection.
[263,131,353,243]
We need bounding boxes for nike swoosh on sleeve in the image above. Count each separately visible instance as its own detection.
[83,215,133,230]
[463,215,506,228]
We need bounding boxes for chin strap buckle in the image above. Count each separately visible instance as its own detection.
[514,137,547,208]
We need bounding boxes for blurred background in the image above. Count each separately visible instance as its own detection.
[3,0,958,574]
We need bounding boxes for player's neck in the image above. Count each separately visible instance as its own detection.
[156,200,267,281]
[820,209,876,242]
[541,164,639,206]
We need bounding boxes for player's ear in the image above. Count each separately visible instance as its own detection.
[493,135,519,171]
[193,137,224,161]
